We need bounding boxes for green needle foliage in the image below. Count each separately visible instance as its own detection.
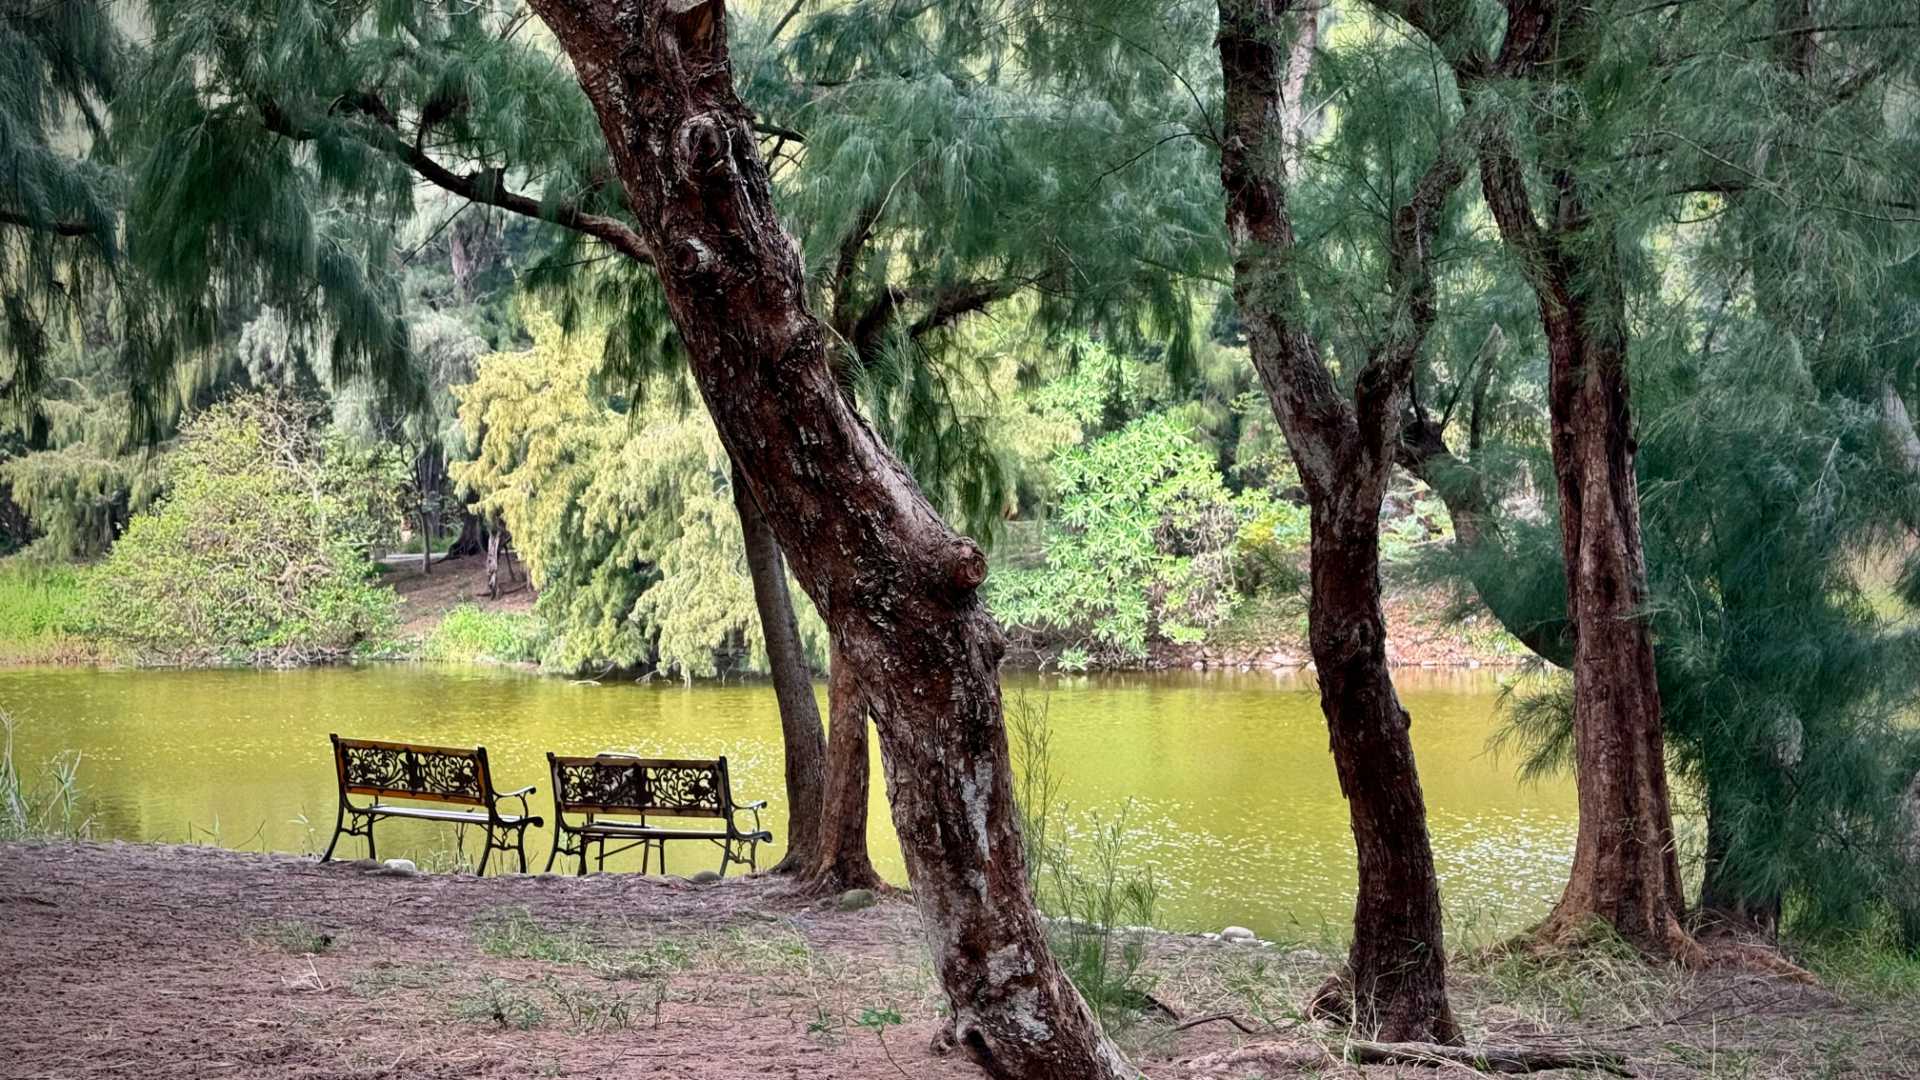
[453,314,826,676]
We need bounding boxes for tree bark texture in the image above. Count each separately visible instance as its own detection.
[1472,36,1696,959]
[809,637,883,891]
[1217,0,1461,1043]
[523,4,1128,1076]
[731,459,830,876]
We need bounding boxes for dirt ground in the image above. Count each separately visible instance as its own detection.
[383,555,535,639]
[1,841,1914,1080]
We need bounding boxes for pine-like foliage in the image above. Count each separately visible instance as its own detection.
[0,0,123,418]
[452,313,827,676]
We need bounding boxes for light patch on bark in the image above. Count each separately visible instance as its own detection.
[1007,987,1054,1042]
[986,943,1036,985]
[962,759,995,860]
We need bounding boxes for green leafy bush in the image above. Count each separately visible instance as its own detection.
[0,560,84,644]
[990,412,1270,664]
[81,391,404,664]
[422,605,546,664]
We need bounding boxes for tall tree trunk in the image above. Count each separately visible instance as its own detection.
[1432,0,1698,964]
[1484,158,1695,959]
[809,637,883,891]
[1305,501,1458,1040]
[1696,790,1782,939]
[731,459,829,876]
[1218,0,1460,1043]
[524,4,1129,1076]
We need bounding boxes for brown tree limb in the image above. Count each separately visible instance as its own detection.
[257,98,654,265]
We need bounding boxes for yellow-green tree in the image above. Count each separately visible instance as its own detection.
[453,314,824,676]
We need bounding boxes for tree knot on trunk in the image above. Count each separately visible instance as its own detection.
[671,237,715,277]
[945,536,988,593]
[676,112,734,180]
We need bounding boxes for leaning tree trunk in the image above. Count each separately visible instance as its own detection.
[524,4,1129,1076]
[731,460,829,876]
[1218,0,1459,1044]
[808,637,883,892]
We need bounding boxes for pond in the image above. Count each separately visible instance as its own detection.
[0,664,1574,941]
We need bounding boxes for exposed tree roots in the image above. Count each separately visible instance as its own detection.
[1188,1039,1633,1076]
[1480,916,1817,984]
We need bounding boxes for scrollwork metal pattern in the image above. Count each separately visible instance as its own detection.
[557,760,721,814]
[342,744,482,801]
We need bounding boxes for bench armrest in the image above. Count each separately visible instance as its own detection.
[498,785,536,799]
[734,800,768,811]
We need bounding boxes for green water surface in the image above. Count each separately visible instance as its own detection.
[0,664,1574,940]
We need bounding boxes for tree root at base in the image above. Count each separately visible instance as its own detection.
[1188,1039,1633,1077]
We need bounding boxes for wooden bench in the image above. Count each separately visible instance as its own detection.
[544,753,772,877]
[321,734,542,874]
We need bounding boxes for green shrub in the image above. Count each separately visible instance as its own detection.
[80,390,404,665]
[0,560,85,647]
[422,605,546,664]
[990,413,1271,665]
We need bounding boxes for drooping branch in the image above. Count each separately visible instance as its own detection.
[0,209,103,238]
[256,97,654,266]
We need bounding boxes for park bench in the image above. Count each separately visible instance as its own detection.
[321,734,542,874]
[545,752,771,877]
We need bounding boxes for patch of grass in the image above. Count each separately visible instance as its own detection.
[454,977,547,1029]
[0,712,91,840]
[0,560,107,663]
[547,978,662,1032]
[1794,923,1920,1002]
[254,919,341,955]
[473,906,695,979]
[420,605,545,664]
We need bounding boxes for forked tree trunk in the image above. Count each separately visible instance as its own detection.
[524,4,1128,1076]
[732,460,828,875]
[809,638,882,892]
[1218,0,1460,1044]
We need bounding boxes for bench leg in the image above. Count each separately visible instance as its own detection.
[320,803,346,863]
[545,827,565,874]
[476,828,493,877]
[516,826,529,874]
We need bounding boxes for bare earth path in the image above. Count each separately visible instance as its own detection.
[1,841,1914,1079]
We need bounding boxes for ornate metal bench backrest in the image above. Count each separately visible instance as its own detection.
[331,734,493,807]
[547,755,735,820]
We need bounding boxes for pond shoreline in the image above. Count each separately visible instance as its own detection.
[1,839,1911,1080]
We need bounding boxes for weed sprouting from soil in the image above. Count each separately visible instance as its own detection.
[1010,695,1161,1033]
[455,977,546,1029]
[253,919,340,955]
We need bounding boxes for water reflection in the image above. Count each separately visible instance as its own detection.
[0,664,1574,939]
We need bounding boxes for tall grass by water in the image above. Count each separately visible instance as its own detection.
[420,605,546,664]
[0,712,90,840]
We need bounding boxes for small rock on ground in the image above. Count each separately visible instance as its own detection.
[836,888,877,911]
